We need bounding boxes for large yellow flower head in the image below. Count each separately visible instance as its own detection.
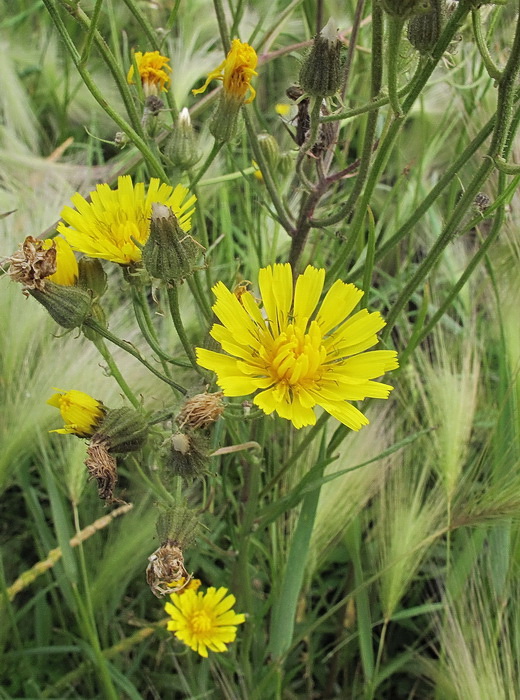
[165,586,245,657]
[197,264,399,430]
[47,389,106,437]
[42,236,79,286]
[192,38,258,104]
[57,176,196,265]
[127,51,171,95]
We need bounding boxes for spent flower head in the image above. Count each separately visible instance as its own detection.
[127,50,171,96]
[57,176,196,265]
[47,389,106,437]
[197,264,398,430]
[165,585,245,657]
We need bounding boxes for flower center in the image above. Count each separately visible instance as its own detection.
[269,321,325,386]
[191,610,213,634]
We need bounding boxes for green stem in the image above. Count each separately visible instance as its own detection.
[92,337,141,408]
[83,318,187,394]
[166,284,202,373]
[386,15,405,116]
[472,8,502,81]
[190,140,224,188]
[80,0,103,63]
[212,0,231,52]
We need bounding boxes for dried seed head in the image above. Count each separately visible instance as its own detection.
[7,236,57,291]
[85,440,122,503]
[474,192,490,212]
[146,541,191,597]
[177,392,225,430]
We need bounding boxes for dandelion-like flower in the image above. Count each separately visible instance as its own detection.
[47,389,106,437]
[57,176,196,265]
[43,237,78,286]
[127,51,171,95]
[196,264,399,430]
[165,586,245,657]
[192,38,258,104]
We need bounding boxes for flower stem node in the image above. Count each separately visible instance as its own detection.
[380,0,432,20]
[408,0,446,53]
[93,406,149,453]
[299,18,343,98]
[142,203,204,282]
[166,108,202,169]
[30,282,92,329]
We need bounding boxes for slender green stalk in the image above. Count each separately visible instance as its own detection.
[91,337,141,408]
[212,0,231,52]
[166,284,202,373]
[386,15,405,116]
[83,318,187,394]
[80,0,103,63]
[190,141,224,188]
[472,8,502,81]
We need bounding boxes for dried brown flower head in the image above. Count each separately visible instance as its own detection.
[177,392,224,430]
[85,439,122,503]
[146,541,192,597]
[7,236,57,291]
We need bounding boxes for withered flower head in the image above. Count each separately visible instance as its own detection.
[85,439,121,503]
[177,392,225,430]
[7,236,57,291]
[146,541,192,598]
[162,430,209,480]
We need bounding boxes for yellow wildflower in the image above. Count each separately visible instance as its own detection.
[192,38,258,104]
[275,103,291,116]
[196,264,399,430]
[57,176,196,265]
[43,237,78,286]
[47,389,105,437]
[165,586,245,657]
[127,51,171,96]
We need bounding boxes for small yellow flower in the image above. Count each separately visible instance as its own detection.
[127,51,171,96]
[57,176,196,265]
[196,264,399,430]
[275,103,291,116]
[47,389,106,437]
[165,586,245,657]
[42,237,78,286]
[192,38,258,104]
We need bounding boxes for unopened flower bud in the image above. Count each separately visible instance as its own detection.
[30,281,92,329]
[257,133,281,171]
[278,152,294,178]
[166,108,201,169]
[114,131,129,148]
[408,0,446,53]
[380,0,432,19]
[78,258,107,298]
[92,406,149,453]
[161,430,209,480]
[299,18,343,97]
[142,203,204,282]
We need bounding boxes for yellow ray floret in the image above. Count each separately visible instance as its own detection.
[42,236,78,286]
[127,51,171,94]
[196,264,399,430]
[47,389,105,437]
[192,38,258,104]
[57,176,196,265]
[165,586,245,657]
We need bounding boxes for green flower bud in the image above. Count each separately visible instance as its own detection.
[161,430,209,480]
[93,406,149,453]
[166,108,202,169]
[408,0,446,53]
[142,203,204,282]
[278,152,295,178]
[299,18,343,98]
[78,257,107,298]
[30,282,92,329]
[257,133,281,171]
[380,0,432,20]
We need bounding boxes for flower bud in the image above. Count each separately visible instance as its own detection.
[161,430,209,480]
[78,257,107,298]
[30,282,92,329]
[166,108,201,169]
[408,0,446,53]
[380,0,432,19]
[257,133,281,171]
[142,203,204,282]
[299,18,343,98]
[278,152,294,178]
[92,406,149,453]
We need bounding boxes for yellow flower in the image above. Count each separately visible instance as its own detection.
[42,237,78,286]
[165,586,245,657]
[192,38,258,104]
[47,389,106,437]
[127,51,171,95]
[57,176,196,265]
[196,264,399,430]
[275,103,291,116]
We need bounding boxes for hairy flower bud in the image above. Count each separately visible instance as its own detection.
[161,430,209,480]
[408,0,446,53]
[166,108,201,169]
[299,18,343,97]
[92,406,149,454]
[30,282,92,329]
[380,0,432,19]
[142,203,204,282]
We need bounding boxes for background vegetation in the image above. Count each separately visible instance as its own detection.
[1,0,519,698]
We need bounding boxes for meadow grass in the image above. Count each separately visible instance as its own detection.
[1,0,520,698]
